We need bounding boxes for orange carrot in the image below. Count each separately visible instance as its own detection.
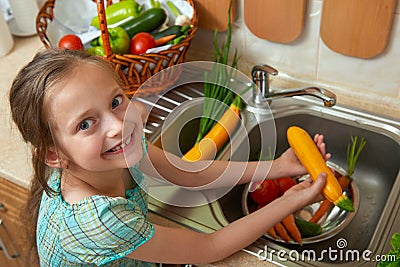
[282,214,303,245]
[274,222,290,242]
[309,200,333,223]
[267,227,278,239]
[155,34,177,46]
[310,175,351,223]
[338,175,351,190]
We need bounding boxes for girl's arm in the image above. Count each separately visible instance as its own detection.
[127,175,326,264]
[139,134,329,189]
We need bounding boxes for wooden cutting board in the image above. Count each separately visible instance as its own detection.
[193,0,236,31]
[244,0,306,44]
[320,0,396,59]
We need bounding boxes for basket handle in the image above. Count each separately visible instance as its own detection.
[96,0,113,58]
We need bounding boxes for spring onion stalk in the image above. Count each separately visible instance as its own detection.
[196,1,240,143]
[346,136,367,176]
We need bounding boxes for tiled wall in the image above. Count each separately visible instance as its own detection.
[187,0,400,116]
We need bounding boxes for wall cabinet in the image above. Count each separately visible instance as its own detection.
[0,177,30,267]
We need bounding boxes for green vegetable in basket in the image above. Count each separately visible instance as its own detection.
[85,46,105,56]
[99,27,130,54]
[167,35,187,45]
[152,25,190,40]
[88,27,130,55]
[118,8,167,39]
[91,0,142,29]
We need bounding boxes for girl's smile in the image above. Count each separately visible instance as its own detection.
[103,131,134,155]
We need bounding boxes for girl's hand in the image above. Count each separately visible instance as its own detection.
[278,134,331,177]
[282,173,327,207]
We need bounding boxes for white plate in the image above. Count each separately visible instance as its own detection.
[7,17,36,37]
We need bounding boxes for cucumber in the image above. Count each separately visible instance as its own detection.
[119,8,167,39]
[152,25,184,40]
[295,218,322,238]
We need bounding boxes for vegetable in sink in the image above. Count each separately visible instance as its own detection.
[310,136,366,223]
[287,126,354,212]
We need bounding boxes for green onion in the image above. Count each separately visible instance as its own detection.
[346,136,367,176]
[196,1,240,143]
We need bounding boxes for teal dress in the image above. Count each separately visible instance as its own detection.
[37,137,156,266]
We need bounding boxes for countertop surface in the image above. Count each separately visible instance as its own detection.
[0,36,41,189]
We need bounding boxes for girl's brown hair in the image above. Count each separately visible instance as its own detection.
[9,49,124,265]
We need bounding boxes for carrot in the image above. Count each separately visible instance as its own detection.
[309,175,351,223]
[274,222,291,242]
[267,227,278,239]
[282,214,303,245]
[309,200,333,223]
[182,95,241,162]
[154,34,177,46]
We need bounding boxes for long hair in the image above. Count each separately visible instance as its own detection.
[8,49,124,265]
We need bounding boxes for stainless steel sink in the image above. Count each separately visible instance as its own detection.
[139,83,400,266]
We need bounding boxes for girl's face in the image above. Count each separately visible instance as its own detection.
[47,63,144,173]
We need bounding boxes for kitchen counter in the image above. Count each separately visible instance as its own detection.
[0,36,41,189]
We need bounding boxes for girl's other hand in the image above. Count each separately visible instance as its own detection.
[282,172,327,207]
[278,134,331,177]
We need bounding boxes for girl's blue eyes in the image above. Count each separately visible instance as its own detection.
[78,95,123,131]
[79,119,93,131]
[112,96,123,109]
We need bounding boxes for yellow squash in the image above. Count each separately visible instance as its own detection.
[182,99,241,162]
[287,126,354,212]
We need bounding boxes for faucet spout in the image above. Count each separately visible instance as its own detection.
[266,87,337,107]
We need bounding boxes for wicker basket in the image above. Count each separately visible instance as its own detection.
[36,0,198,97]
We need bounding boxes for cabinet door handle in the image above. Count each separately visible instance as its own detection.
[0,219,19,259]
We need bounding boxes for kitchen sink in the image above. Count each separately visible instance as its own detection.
[139,83,400,266]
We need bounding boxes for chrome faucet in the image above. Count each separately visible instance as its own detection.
[251,64,337,107]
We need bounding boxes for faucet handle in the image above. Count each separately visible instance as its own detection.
[251,64,278,80]
[251,65,278,105]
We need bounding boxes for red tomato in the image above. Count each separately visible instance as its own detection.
[58,34,84,51]
[250,180,280,206]
[276,177,297,195]
[130,32,156,55]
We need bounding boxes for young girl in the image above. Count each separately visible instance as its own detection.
[9,49,329,266]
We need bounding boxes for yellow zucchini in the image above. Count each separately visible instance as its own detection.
[182,102,240,162]
[287,126,354,212]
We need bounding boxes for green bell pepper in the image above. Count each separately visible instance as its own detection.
[91,0,142,29]
[85,46,105,56]
[98,27,130,55]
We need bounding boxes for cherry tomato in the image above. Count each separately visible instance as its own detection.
[58,34,84,51]
[276,177,297,195]
[130,32,156,55]
[250,179,280,206]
